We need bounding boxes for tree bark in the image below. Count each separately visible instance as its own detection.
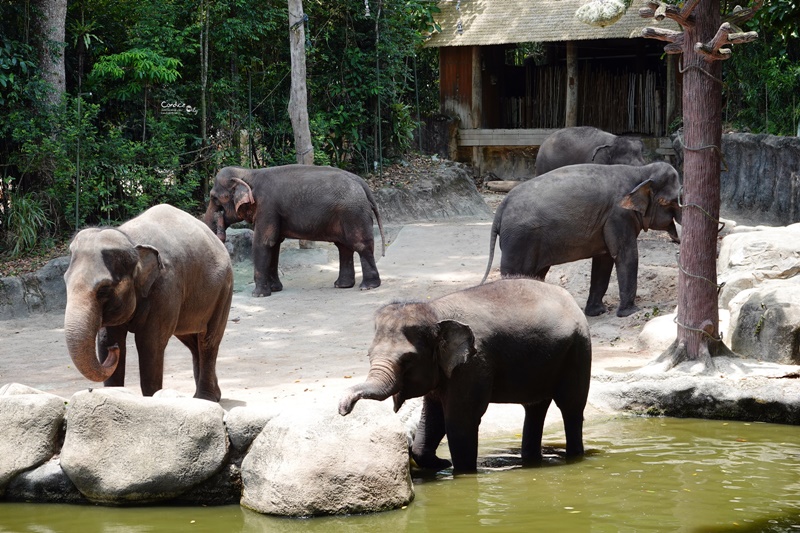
[34,0,67,107]
[565,41,579,127]
[288,0,314,166]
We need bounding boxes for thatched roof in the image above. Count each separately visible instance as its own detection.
[425,0,680,47]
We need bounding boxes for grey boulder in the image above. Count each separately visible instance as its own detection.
[241,400,414,516]
[60,388,228,504]
[0,383,66,494]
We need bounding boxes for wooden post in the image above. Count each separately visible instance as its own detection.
[565,41,578,127]
[666,54,678,128]
[471,46,483,174]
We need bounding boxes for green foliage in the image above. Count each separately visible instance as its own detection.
[722,0,800,135]
[2,188,53,257]
[0,0,440,249]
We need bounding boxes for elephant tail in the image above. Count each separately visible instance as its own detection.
[481,211,501,284]
[360,180,387,256]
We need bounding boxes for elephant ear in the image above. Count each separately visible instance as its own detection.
[620,179,655,231]
[232,177,256,222]
[436,320,477,378]
[134,245,163,298]
[591,144,613,163]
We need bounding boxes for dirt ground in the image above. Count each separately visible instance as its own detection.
[0,190,776,435]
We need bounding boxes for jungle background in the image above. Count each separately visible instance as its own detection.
[0,0,798,268]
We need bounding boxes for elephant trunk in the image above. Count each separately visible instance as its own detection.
[64,298,118,382]
[338,361,401,416]
[203,202,227,242]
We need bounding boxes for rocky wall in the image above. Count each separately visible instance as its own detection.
[673,132,800,224]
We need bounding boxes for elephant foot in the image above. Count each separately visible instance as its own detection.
[194,387,222,403]
[252,286,272,297]
[270,281,283,292]
[359,278,381,291]
[334,278,356,289]
[616,304,640,317]
[412,452,453,472]
[584,302,607,317]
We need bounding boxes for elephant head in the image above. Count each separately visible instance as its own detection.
[620,161,683,243]
[203,167,256,242]
[63,228,162,382]
[339,302,476,416]
[592,136,646,166]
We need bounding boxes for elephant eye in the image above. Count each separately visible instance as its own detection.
[96,284,114,301]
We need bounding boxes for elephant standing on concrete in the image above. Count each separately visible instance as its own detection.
[339,278,592,473]
[204,165,386,297]
[482,162,682,317]
[534,126,646,176]
[63,204,233,401]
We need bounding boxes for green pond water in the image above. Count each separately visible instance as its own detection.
[2,417,799,532]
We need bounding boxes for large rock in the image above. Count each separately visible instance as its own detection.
[374,161,491,224]
[240,401,414,517]
[717,223,800,307]
[0,256,70,320]
[726,283,800,364]
[4,458,86,504]
[60,389,228,504]
[0,384,66,494]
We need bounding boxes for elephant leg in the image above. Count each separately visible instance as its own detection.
[253,237,281,297]
[177,334,221,402]
[586,255,614,316]
[134,333,169,396]
[411,394,452,471]
[356,244,381,290]
[534,266,550,280]
[614,244,640,317]
[521,400,551,465]
[444,401,488,473]
[334,243,356,289]
[267,241,283,292]
[99,326,128,387]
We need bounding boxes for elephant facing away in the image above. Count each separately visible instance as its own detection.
[204,165,386,297]
[482,162,682,317]
[534,126,646,176]
[63,204,233,401]
[339,278,592,473]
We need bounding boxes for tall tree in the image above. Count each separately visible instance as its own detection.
[638,0,760,367]
[288,0,314,166]
[34,0,67,106]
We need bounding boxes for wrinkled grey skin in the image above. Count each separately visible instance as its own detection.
[339,278,592,473]
[482,162,682,318]
[204,165,386,297]
[534,126,646,176]
[63,204,233,401]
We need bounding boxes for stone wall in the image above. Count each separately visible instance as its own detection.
[673,132,800,224]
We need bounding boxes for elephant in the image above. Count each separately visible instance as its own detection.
[63,204,233,401]
[481,162,682,317]
[203,165,386,297]
[534,126,646,176]
[338,278,592,473]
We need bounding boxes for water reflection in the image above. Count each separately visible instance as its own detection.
[1,417,799,533]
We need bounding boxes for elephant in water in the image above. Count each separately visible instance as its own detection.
[203,165,386,297]
[339,278,592,473]
[63,204,233,401]
[482,162,682,317]
[534,126,646,176]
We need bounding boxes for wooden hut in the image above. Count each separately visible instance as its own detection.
[425,0,680,178]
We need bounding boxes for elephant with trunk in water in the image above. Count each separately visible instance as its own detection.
[339,278,592,473]
[203,165,386,297]
[534,126,646,176]
[63,204,233,401]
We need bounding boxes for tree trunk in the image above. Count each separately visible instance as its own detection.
[288,0,314,249]
[659,0,731,368]
[565,41,579,127]
[288,0,314,166]
[200,0,210,198]
[34,0,67,107]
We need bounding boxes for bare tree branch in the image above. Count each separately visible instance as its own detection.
[695,22,759,61]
